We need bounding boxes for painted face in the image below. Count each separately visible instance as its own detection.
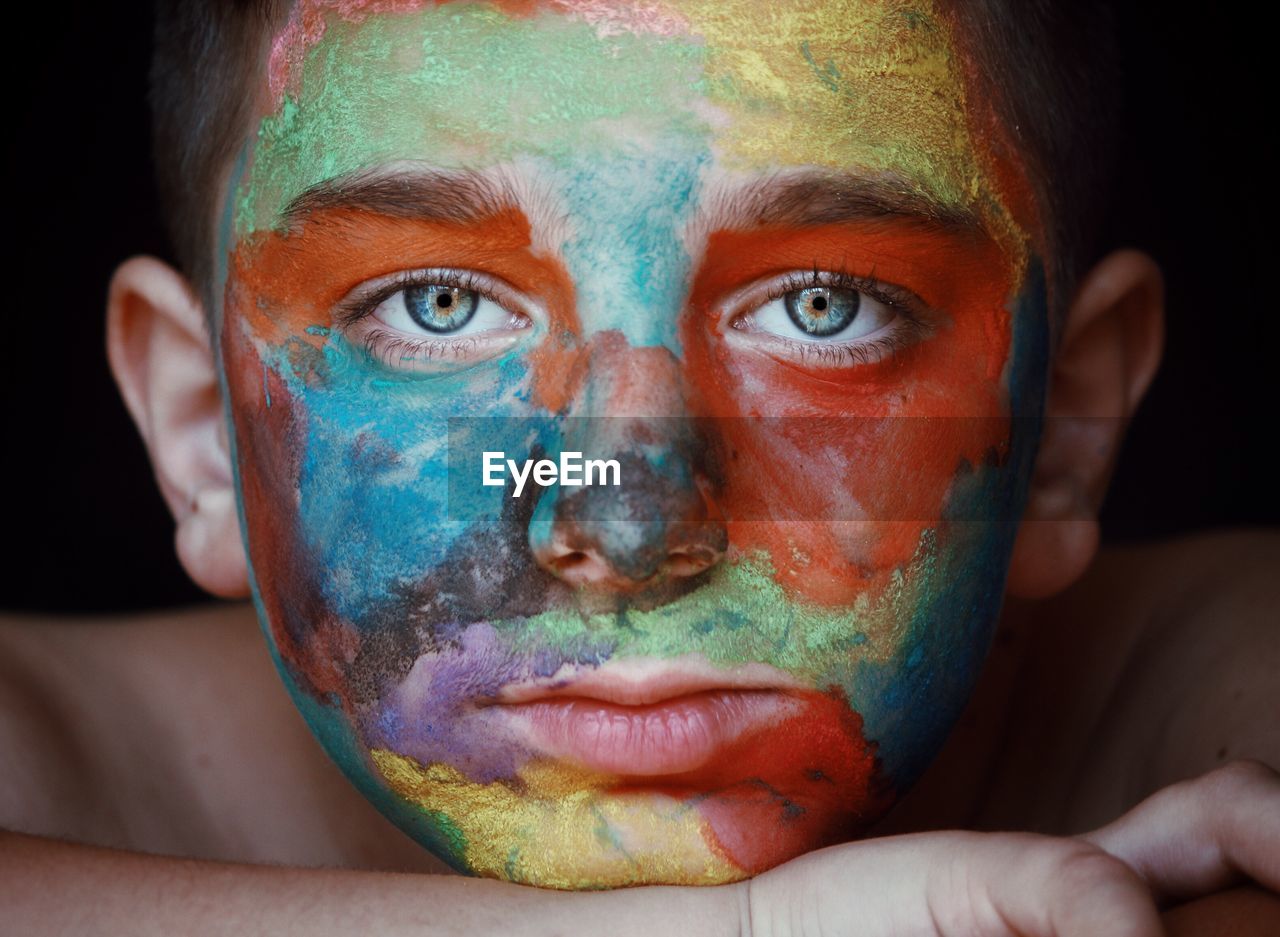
[220,0,1049,888]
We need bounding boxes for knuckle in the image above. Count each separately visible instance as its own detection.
[1188,758,1280,803]
[1135,759,1280,848]
[1163,758,1277,804]
[1050,842,1140,892]
[1215,757,1280,786]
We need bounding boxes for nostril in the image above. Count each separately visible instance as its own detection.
[548,551,591,575]
[661,548,719,579]
[531,507,728,588]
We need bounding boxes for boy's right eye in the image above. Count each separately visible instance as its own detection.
[372,282,520,338]
[335,268,536,373]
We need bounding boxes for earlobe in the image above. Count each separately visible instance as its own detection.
[106,256,250,598]
[1006,249,1165,599]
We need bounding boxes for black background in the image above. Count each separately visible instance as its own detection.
[3,2,1276,613]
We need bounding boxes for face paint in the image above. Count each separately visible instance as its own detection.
[220,0,1050,888]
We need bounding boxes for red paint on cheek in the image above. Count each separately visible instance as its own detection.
[682,223,1017,601]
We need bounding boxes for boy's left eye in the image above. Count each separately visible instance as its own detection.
[722,270,930,371]
[748,285,897,342]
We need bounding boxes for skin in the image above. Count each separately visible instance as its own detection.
[219,0,1053,886]
[4,532,1280,935]
[4,1,1279,931]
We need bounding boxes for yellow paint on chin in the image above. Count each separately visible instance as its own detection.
[371,749,743,888]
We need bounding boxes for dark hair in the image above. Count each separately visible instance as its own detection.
[150,0,1120,320]
[150,0,289,313]
[941,0,1122,320]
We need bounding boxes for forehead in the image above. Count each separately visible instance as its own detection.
[236,0,1025,253]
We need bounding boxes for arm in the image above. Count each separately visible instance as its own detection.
[10,777,1280,937]
[1,631,1156,937]
[1164,887,1280,937]
[2,827,1167,937]
[0,831,739,937]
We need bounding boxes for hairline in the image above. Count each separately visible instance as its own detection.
[162,0,1107,341]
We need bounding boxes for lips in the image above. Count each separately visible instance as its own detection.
[490,659,803,777]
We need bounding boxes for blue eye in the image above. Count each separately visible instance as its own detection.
[740,276,899,346]
[784,286,859,337]
[404,285,479,333]
[339,267,535,374]
[368,274,524,342]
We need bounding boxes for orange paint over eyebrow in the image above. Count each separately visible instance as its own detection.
[225,207,584,411]
[682,221,1018,601]
[690,221,1013,348]
[230,207,543,336]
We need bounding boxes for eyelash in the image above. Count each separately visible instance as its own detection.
[359,328,486,367]
[333,268,530,368]
[334,268,506,327]
[332,264,928,373]
[731,265,929,368]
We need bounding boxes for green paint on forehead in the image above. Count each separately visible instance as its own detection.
[236,4,711,235]
[234,1,1024,250]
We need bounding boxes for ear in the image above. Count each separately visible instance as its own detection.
[1005,249,1165,599]
[106,256,250,598]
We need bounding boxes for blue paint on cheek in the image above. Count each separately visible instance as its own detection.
[263,334,558,624]
[834,259,1052,792]
[553,142,709,353]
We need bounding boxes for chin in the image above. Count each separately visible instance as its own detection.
[369,753,891,887]
[355,674,893,887]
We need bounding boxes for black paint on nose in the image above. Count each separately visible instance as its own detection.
[528,423,727,592]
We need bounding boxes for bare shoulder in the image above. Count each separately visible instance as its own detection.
[0,603,445,872]
[1055,528,1279,829]
[976,527,1279,833]
[0,603,265,848]
[1096,529,1280,774]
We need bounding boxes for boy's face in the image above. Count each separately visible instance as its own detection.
[220,0,1048,887]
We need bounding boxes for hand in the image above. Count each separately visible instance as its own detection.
[737,760,1280,937]
[1080,759,1280,914]
[741,829,1160,937]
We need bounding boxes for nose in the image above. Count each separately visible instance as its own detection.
[528,333,726,592]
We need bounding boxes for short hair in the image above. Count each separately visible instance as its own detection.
[150,0,1120,322]
[150,0,290,313]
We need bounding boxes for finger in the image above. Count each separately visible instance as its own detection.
[746,831,1163,937]
[980,835,1164,937]
[1080,759,1280,904]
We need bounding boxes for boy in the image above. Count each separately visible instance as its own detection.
[3,0,1279,933]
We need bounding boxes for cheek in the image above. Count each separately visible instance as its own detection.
[221,289,547,626]
[684,291,1015,605]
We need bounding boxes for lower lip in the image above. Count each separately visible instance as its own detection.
[504,690,793,777]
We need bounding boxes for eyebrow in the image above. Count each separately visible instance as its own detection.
[282,165,521,229]
[694,169,984,235]
[283,164,984,239]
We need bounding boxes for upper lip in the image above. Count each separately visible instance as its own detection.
[489,658,803,707]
